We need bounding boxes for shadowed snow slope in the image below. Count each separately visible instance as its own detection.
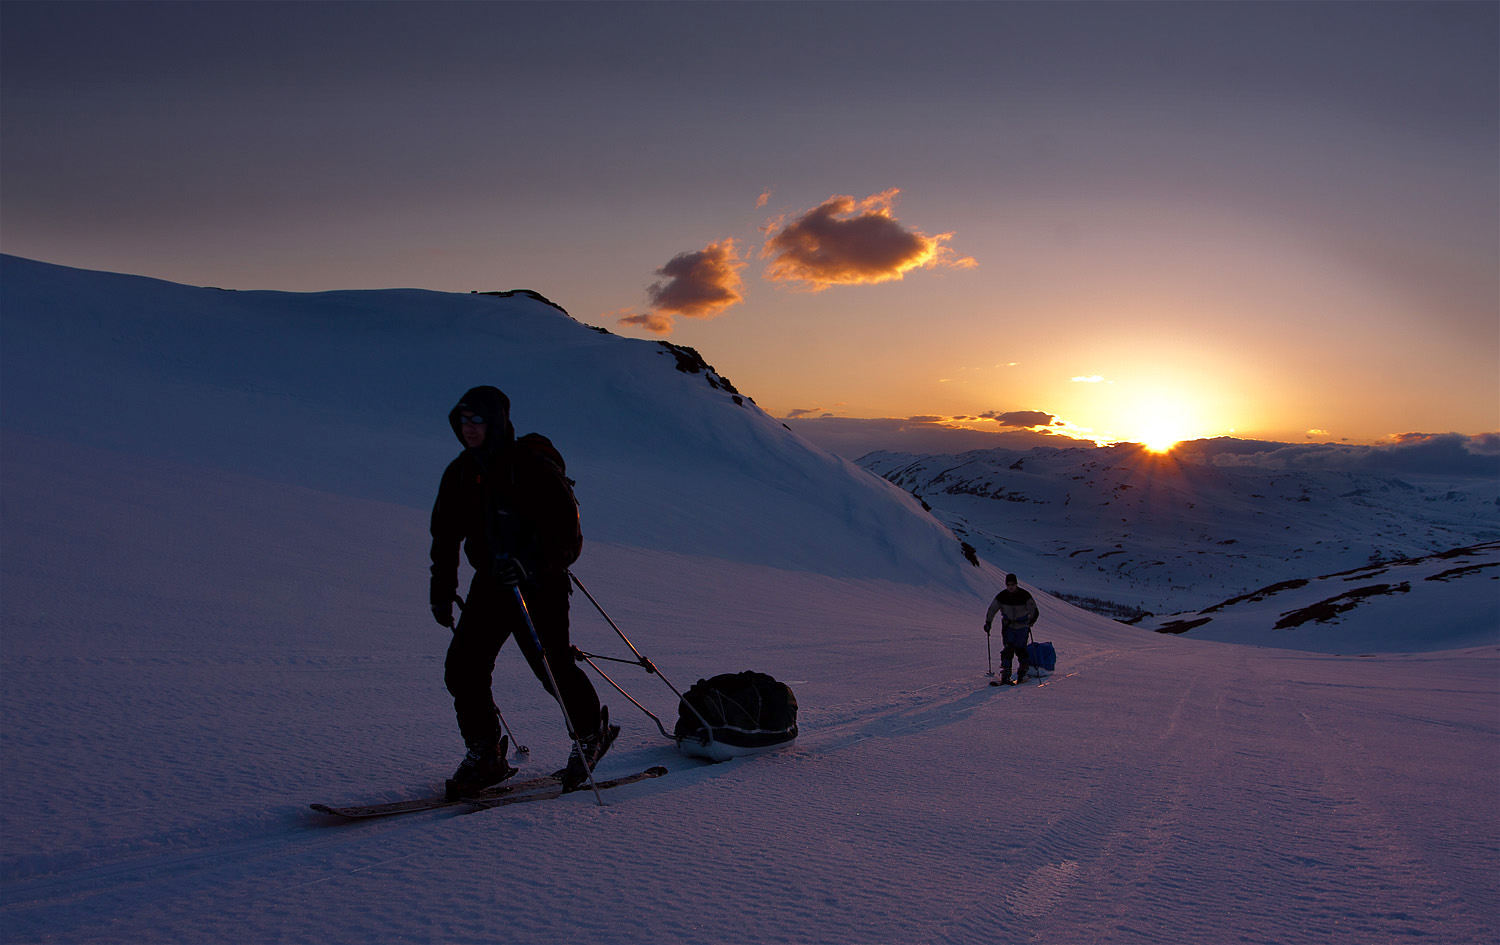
[2,256,1496,945]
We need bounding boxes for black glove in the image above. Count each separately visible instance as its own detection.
[984,622,992,634]
[430,576,456,628]
[493,557,529,587]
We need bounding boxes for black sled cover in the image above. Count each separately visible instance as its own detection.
[674,671,798,761]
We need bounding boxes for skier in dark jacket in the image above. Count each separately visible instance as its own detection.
[430,385,616,796]
[984,573,1039,685]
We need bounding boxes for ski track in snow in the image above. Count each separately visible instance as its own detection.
[3,619,1497,944]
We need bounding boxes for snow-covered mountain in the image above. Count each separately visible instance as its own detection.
[860,444,1498,626]
[2,256,1496,944]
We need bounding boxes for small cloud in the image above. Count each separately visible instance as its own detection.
[1306,429,1332,439]
[784,406,824,420]
[760,189,976,291]
[982,409,1057,429]
[618,239,746,335]
[1071,375,1107,384]
[756,189,772,209]
[617,312,675,335]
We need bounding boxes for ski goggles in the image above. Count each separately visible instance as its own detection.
[458,414,487,425]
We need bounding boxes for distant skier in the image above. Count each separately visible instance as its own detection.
[984,574,1039,685]
[429,385,617,797]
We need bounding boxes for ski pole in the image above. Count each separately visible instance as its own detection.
[454,593,528,755]
[506,576,604,805]
[496,709,528,757]
[985,629,994,677]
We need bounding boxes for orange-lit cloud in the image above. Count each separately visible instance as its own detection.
[617,312,675,335]
[760,189,976,291]
[648,240,745,317]
[618,239,746,335]
[756,189,772,209]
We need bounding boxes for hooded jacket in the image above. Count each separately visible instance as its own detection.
[429,386,579,606]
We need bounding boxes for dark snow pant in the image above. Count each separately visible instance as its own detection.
[1000,632,1030,679]
[445,572,601,748]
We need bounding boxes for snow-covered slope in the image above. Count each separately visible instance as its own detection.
[0,254,984,589]
[861,444,1498,625]
[2,256,1496,944]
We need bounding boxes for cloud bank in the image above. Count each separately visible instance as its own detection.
[1177,432,1500,476]
[786,416,1500,476]
[785,415,1094,460]
[761,189,976,291]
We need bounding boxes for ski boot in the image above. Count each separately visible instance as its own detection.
[562,706,620,790]
[446,735,518,799]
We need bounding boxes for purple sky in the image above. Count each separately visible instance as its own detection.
[3,1,1495,449]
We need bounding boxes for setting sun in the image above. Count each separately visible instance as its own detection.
[1135,415,1190,452]
[1139,427,1184,453]
[1124,396,1203,453]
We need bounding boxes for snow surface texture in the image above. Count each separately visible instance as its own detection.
[861,447,1498,634]
[2,255,1497,944]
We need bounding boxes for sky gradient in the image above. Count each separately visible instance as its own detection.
[2,1,1495,450]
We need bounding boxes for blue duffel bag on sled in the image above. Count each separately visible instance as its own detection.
[1026,639,1057,674]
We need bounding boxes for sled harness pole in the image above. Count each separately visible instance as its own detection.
[571,645,673,740]
[568,572,658,674]
[567,571,717,743]
[454,593,528,756]
[505,574,604,805]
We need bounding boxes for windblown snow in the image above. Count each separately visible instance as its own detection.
[2,255,1496,944]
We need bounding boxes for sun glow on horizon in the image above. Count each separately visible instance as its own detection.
[1138,428,1185,453]
[1115,394,1207,453]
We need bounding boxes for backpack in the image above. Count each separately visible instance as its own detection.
[674,671,799,762]
[517,432,583,566]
